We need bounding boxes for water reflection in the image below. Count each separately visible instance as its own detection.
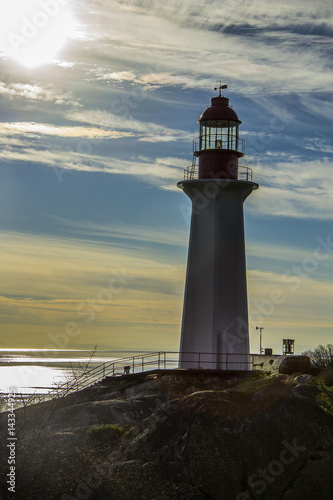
[0,365,75,394]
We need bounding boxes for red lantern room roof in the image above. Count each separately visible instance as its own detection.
[199,96,241,124]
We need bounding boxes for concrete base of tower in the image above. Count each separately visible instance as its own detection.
[178,352,252,371]
[177,179,258,371]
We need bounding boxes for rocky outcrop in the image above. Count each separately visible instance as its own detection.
[272,355,311,375]
[0,370,332,500]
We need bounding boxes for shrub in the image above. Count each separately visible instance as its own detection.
[302,344,333,373]
[315,379,333,418]
[86,423,135,445]
[86,423,125,444]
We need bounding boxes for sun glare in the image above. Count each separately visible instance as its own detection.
[0,0,75,67]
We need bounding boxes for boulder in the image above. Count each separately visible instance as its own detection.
[272,355,311,374]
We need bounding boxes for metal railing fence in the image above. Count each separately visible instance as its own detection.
[1,351,254,407]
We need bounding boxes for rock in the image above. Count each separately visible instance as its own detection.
[272,355,311,374]
[281,451,333,500]
[294,374,312,384]
[0,371,332,500]
[47,395,164,430]
[97,390,118,400]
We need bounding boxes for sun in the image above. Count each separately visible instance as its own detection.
[0,0,75,67]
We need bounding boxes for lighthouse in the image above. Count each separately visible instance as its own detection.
[178,85,258,370]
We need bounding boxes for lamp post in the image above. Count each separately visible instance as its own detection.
[256,326,264,354]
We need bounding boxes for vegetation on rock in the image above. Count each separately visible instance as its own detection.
[86,423,134,445]
[315,378,333,418]
[302,343,333,372]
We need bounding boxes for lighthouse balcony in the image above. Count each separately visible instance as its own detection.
[183,164,253,182]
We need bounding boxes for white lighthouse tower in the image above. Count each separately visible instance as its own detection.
[178,85,258,370]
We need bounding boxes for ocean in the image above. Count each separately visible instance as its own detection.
[0,349,121,398]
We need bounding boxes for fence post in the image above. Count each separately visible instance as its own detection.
[132,356,135,374]
[198,352,201,369]
[158,352,161,370]
[164,352,166,370]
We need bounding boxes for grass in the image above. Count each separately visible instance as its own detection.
[86,423,134,445]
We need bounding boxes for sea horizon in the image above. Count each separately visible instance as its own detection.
[0,348,138,397]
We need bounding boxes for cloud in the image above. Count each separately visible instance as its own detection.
[90,68,206,90]
[3,0,332,97]
[0,134,186,187]
[246,157,333,219]
[66,108,193,143]
[0,122,133,139]
[50,217,188,248]
[248,268,333,323]
[89,70,137,83]
[0,81,79,105]
[302,137,333,154]
[0,230,184,348]
[247,266,333,351]
[79,0,333,94]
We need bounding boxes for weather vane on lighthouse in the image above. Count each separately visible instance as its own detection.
[177,84,259,371]
[214,81,228,97]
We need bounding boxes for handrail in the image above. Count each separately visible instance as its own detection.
[47,351,253,398]
[183,164,253,182]
[21,351,255,406]
[193,135,245,155]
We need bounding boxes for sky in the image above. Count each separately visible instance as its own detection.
[0,0,332,355]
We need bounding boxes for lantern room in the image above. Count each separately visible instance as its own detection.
[195,89,245,180]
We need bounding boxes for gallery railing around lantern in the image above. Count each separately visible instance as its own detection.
[183,165,253,182]
[193,135,245,156]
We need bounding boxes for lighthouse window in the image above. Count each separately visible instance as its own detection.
[200,121,239,151]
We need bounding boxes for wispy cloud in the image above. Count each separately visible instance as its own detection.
[0,81,79,105]
[0,137,186,187]
[0,231,184,348]
[50,217,188,248]
[77,0,333,94]
[247,266,333,351]
[66,108,193,142]
[0,122,133,139]
[247,157,333,219]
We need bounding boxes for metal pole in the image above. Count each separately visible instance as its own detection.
[256,326,264,354]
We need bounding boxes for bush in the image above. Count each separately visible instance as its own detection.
[86,423,134,445]
[322,367,333,386]
[86,423,125,444]
[302,344,333,373]
[315,379,333,418]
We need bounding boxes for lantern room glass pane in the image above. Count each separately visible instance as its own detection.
[200,121,239,151]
